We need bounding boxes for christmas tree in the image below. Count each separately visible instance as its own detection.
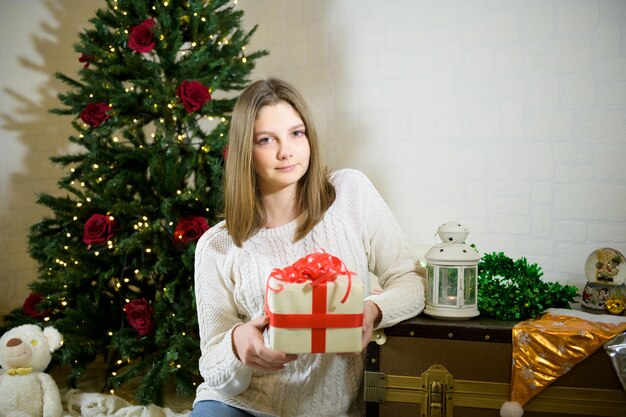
[2,0,266,405]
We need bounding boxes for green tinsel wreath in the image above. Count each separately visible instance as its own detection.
[478,252,579,320]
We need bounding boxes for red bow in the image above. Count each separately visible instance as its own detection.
[267,251,355,304]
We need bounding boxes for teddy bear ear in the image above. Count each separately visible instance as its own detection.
[43,326,64,352]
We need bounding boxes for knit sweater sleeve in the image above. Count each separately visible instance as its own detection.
[335,169,426,328]
[194,226,252,397]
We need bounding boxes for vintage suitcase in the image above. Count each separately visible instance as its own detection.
[364,315,626,417]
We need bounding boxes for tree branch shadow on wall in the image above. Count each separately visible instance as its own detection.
[0,0,164,402]
[0,0,102,317]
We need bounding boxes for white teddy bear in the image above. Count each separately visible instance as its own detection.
[0,324,64,417]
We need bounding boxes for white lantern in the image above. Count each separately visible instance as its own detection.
[424,222,480,320]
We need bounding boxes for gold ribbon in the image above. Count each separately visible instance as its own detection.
[6,367,33,376]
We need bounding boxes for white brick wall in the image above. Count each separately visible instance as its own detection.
[1,0,625,316]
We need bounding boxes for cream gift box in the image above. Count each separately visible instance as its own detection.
[265,252,364,354]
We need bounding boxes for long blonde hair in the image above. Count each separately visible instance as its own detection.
[224,78,335,247]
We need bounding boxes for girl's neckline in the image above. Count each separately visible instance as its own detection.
[256,213,304,237]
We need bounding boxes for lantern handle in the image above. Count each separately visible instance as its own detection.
[433,231,464,246]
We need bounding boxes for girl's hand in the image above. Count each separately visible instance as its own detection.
[232,316,297,372]
[361,301,382,350]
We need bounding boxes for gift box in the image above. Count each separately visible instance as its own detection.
[265,251,364,354]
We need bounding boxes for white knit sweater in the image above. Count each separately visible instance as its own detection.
[193,169,425,417]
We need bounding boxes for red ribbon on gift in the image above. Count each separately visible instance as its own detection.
[267,251,355,302]
[265,251,363,353]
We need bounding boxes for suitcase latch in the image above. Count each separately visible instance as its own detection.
[371,329,386,345]
[421,365,453,417]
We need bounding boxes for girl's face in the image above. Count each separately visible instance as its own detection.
[252,101,311,195]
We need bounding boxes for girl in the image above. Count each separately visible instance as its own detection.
[192,78,425,417]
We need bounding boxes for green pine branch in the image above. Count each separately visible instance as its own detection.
[478,252,579,320]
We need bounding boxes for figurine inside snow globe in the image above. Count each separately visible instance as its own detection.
[581,247,626,315]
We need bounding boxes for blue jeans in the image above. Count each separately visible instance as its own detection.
[191,400,254,417]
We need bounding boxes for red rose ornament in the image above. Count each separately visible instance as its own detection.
[124,298,154,336]
[176,81,211,113]
[83,213,116,246]
[79,53,95,68]
[80,103,111,128]
[128,18,156,53]
[174,216,209,245]
[23,293,52,319]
